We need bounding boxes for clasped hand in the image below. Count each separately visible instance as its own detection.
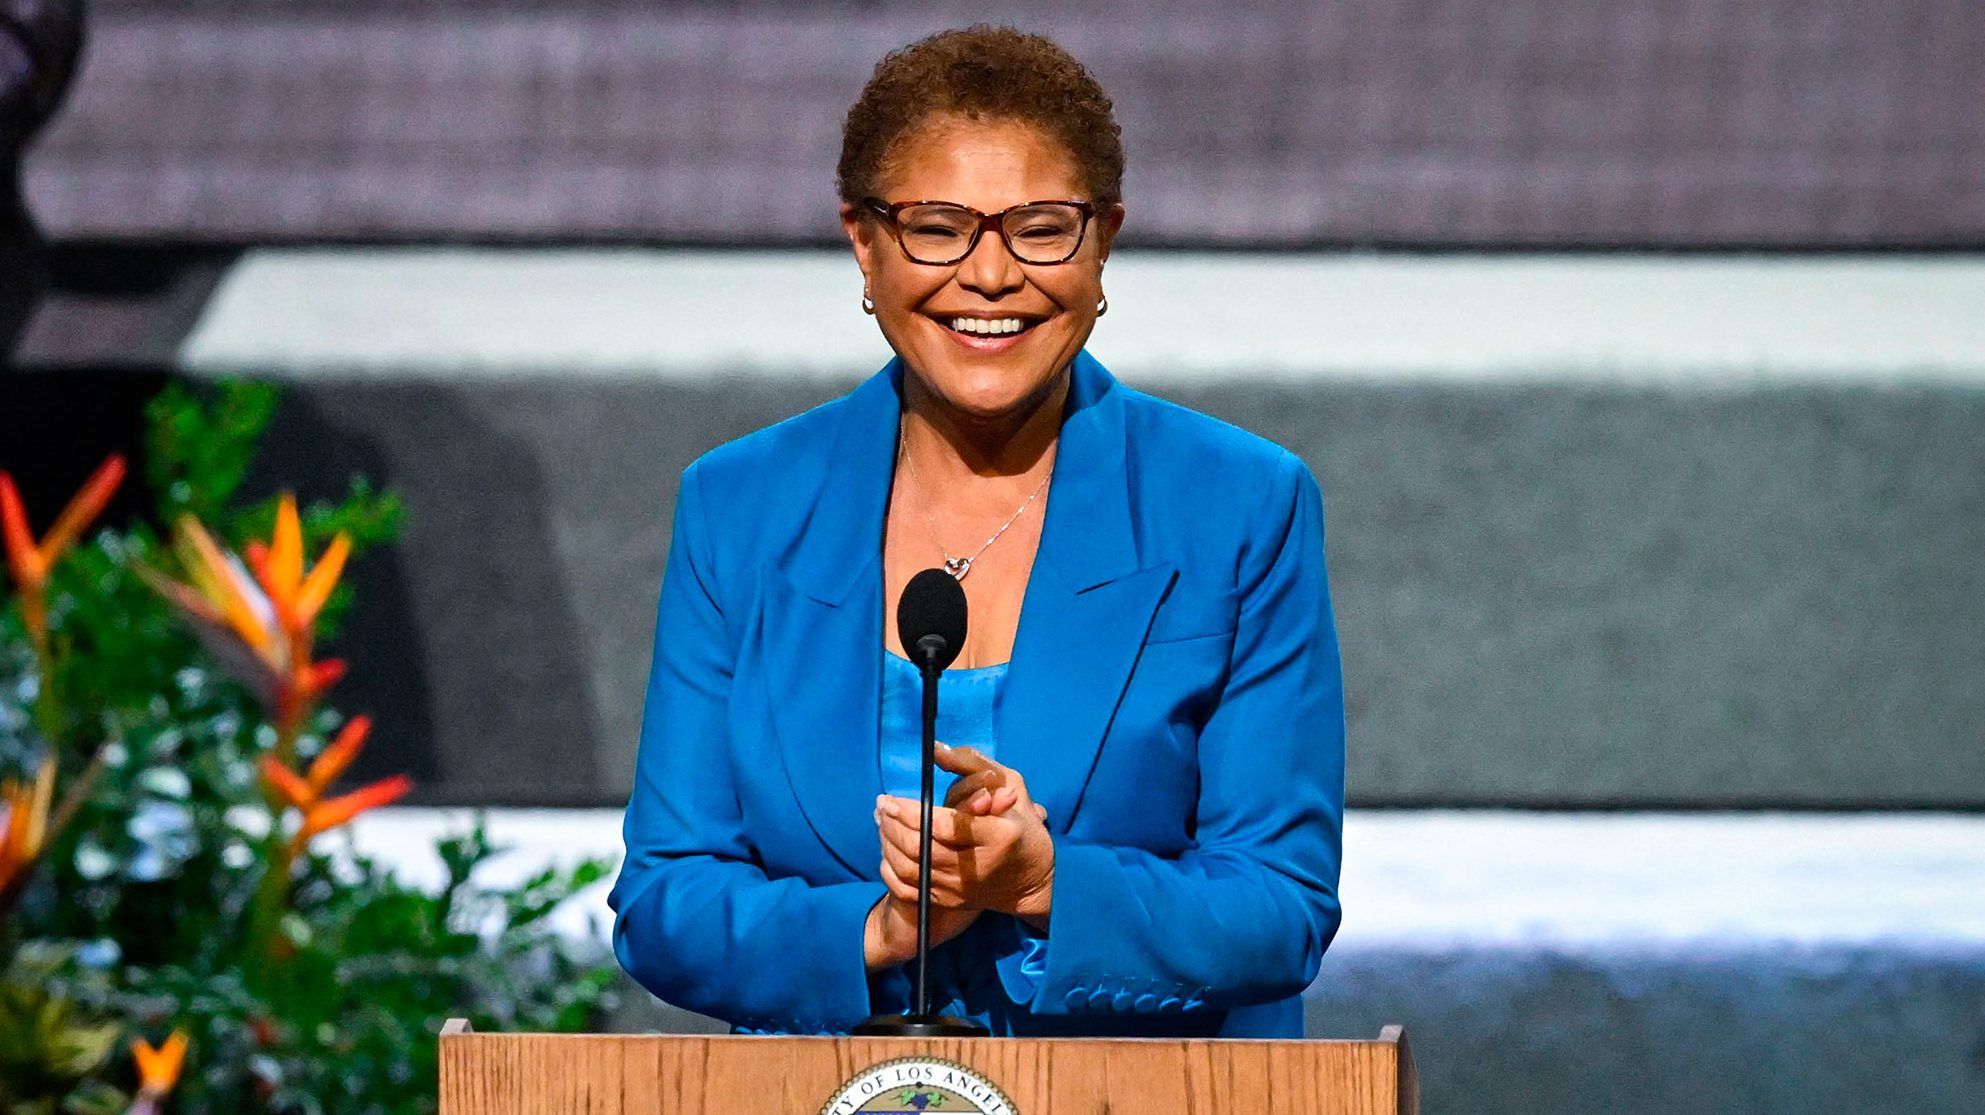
[862,743,1054,968]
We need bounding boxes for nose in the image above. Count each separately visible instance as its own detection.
[954,222,1026,299]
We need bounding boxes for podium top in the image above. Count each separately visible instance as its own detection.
[438,1021,1417,1115]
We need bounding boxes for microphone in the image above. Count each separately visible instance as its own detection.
[897,567,966,672]
[854,569,988,1037]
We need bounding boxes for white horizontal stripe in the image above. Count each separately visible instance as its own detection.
[179,248,1985,384]
[338,808,1985,949]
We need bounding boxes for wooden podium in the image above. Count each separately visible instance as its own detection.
[438,1019,1418,1114]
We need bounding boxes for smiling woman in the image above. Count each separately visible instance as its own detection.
[607,24,1348,1039]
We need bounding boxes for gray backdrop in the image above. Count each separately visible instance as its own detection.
[237,371,1985,808]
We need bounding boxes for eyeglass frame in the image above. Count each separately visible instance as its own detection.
[859,197,1104,265]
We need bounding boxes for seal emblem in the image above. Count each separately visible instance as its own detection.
[819,1056,1017,1115]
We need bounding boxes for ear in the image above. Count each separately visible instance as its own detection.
[840,201,878,286]
[1094,203,1126,264]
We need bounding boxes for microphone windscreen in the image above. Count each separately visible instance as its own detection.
[897,568,968,671]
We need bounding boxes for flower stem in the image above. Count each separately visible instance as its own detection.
[28,630,62,748]
[244,827,302,981]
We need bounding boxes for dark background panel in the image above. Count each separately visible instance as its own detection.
[23,0,1985,247]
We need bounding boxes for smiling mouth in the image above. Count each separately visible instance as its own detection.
[936,314,1045,338]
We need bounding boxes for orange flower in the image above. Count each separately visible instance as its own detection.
[137,494,351,731]
[304,715,371,794]
[0,456,126,648]
[244,493,350,640]
[258,756,314,812]
[303,775,413,840]
[0,757,56,897]
[258,717,411,845]
[130,1030,189,1097]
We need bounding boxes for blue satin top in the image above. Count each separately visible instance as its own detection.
[877,650,1049,1028]
[878,650,1007,799]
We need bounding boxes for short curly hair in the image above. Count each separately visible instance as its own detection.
[838,25,1125,205]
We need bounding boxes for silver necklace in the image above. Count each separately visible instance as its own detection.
[898,438,1052,581]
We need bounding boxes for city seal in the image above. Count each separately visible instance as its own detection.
[819,1056,1017,1115]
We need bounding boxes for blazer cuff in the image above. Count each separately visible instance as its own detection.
[1020,842,1212,1017]
[705,880,891,1035]
[994,916,1052,1005]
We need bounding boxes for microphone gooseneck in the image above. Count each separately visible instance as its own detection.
[854,569,987,1037]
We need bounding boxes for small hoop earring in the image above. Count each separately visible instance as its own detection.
[1096,294,1109,317]
[861,292,876,315]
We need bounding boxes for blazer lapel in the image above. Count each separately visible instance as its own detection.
[998,352,1176,831]
[763,363,901,878]
[762,352,1171,869]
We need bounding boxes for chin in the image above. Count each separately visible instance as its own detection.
[920,359,1059,419]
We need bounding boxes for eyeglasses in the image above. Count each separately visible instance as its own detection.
[861,198,1099,265]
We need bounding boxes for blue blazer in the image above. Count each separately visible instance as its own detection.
[608,350,1346,1037]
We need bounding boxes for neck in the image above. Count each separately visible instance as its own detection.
[899,363,1070,482]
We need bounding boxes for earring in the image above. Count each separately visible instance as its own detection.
[862,291,876,315]
[1096,294,1109,317]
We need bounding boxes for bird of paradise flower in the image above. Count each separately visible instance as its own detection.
[126,1030,189,1115]
[0,455,125,660]
[135,493,409,959]
[247,714,410,960]
[135,493,350,764]
[0,456,126,917]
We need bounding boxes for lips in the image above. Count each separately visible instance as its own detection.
[929,312,1047,352]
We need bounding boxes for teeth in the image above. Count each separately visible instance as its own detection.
[949,317,1027,335]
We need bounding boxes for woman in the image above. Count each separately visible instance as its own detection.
[608,25,1345,1038]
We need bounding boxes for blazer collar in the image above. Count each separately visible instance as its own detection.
[780,349,1141,605]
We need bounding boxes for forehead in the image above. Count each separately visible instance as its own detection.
[877,115,1085,208]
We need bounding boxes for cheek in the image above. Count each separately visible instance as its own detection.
[1044,263,1106,310]
[873,258,946,304]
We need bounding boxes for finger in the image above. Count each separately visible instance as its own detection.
[879,856,918,903]
[878,813,929,862]
[944,769,1004,808]
[961,783,1025,819]
[926,806,990,846]
[882,799,980,850]
[881,837,934,891]
[933,742,998,777]
[880,814,972,875]
[882,841,967,905]
[879,856,970,907]
[940,753,1035,810]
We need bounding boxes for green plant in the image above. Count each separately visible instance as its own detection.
[0,944,127,1115]
[0,381,618,1113]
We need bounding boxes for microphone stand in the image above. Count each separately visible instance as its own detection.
[854,634,987,1037]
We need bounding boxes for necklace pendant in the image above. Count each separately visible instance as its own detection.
[943,555,973,580]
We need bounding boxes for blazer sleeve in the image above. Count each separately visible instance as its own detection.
[1016,449,1346,1016]
[606,462,890,1033]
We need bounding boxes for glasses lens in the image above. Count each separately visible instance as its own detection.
[895,204,980,264]
[1004,204,1086,262]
